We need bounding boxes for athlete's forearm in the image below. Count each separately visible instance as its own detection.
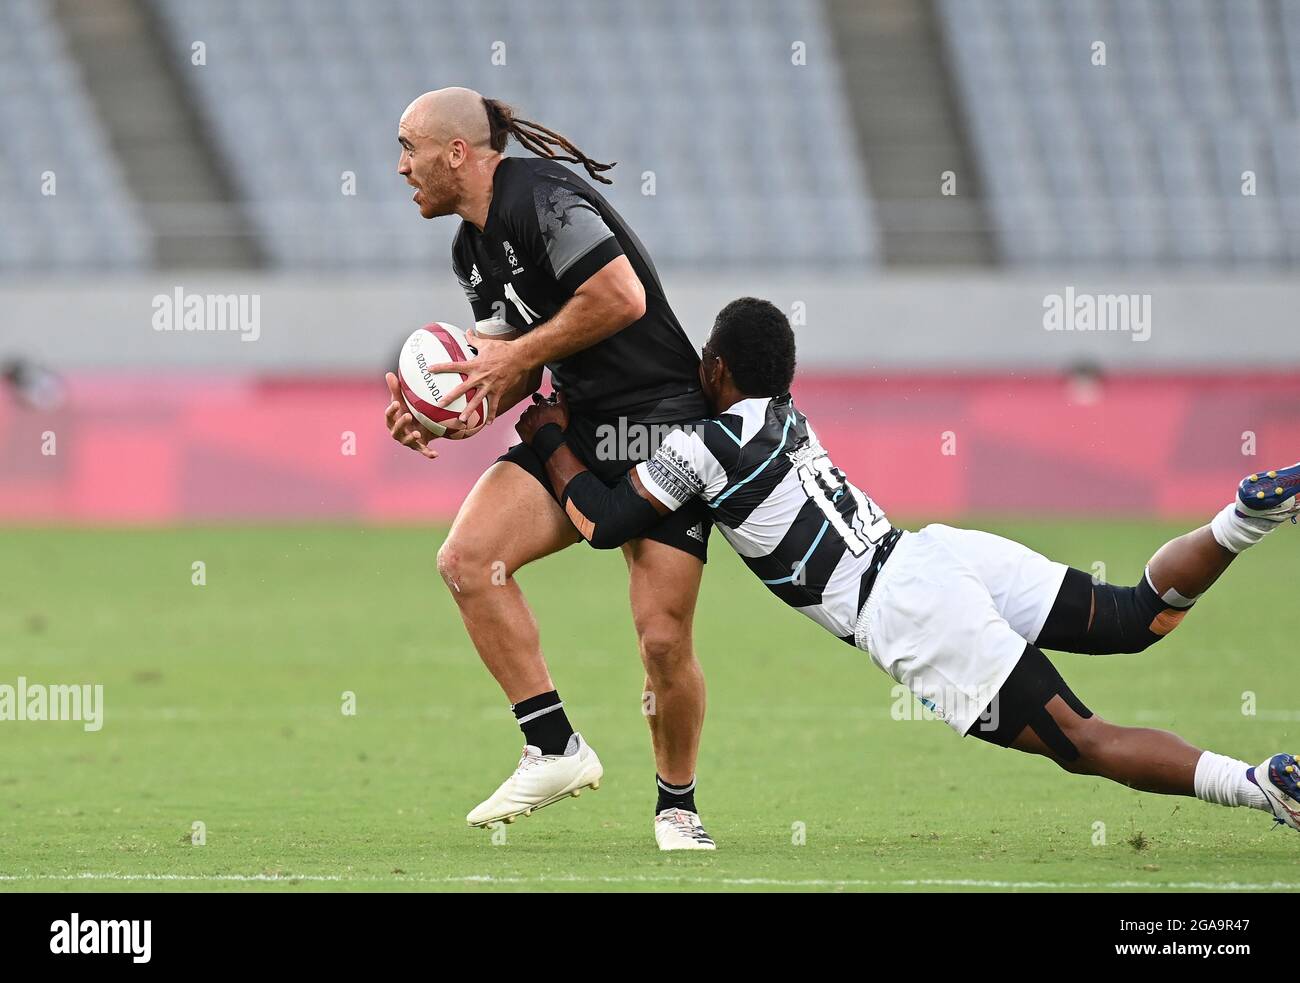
[491,365,544,416]
[538,438,589,502]
[512,276,643,369]
[529,425,663,548]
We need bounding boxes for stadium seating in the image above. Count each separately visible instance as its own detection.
[938,0,1300,265]
[147,0,880,269]
[0,0,151,270]
[8,0,1298,273]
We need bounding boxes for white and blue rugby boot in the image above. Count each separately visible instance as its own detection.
[1250,753,1300,831]
[1237,464,1300,523]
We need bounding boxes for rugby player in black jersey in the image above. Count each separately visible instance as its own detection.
[515,297,1300,834]
[385,87,715,849]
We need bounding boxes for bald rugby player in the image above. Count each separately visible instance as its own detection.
[384,87,716,849]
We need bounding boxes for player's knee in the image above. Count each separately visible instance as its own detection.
[1053,716,1116,775]
[1086,581,1187,654]
[1141,602,1188,648]
[435,539,464,591]
[1108,627,1160,655]
[436,534,499,596]
[635,618,694,678]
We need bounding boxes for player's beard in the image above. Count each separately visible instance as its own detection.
[414,161,457,219]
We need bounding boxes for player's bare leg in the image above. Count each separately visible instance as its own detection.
[997,682,1300,830]
[1146,525,1235,601]
[438,461,578,702]
[1009,696,1203,794]
[1038,463,1299,656]
[623,538,716,849]
[1146,463,1299,604]
[439,462,605,827]
[624,538,706,784]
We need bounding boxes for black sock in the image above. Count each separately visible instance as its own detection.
[511,690,574,756]
[656,774,697,815]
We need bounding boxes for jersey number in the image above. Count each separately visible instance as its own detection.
[503,282,540,325]
[797,457,890,557]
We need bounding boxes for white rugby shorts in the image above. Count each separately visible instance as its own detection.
[854,524,1069,735]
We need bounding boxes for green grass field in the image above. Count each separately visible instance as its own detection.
[1,520,1298,893]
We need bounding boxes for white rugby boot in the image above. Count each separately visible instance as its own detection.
[466,733,602,828]
[654,808,716,851]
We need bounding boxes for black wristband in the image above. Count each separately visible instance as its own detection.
[530,423,566,463]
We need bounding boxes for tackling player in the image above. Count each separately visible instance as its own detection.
[514,297,1300,829]
[385,87,716,849]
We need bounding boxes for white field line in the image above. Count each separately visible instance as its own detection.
[1,872,1298,891]
[10,705,1300,724]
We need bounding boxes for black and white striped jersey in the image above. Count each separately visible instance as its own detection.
[633,394,900,640]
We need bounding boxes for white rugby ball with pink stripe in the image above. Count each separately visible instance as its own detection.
[397,323,488,436]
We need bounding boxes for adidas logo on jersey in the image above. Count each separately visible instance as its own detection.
[468,264,482,288]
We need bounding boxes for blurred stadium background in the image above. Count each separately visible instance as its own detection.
[2,0,1298,524]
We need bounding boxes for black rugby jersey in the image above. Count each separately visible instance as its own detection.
[451,157,707,424]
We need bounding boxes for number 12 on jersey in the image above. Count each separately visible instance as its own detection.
[797,457,890,557]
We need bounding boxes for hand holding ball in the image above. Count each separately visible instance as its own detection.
[397,323,489,436]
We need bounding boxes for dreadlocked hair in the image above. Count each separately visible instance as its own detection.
[482,97,616,185]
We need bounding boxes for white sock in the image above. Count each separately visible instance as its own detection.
[1193,751,1267,810]
[1209,502,1278,553]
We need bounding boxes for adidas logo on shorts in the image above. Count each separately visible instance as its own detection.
[686,523,704,543]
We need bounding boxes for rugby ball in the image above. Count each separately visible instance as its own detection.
[396,323,488,436]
